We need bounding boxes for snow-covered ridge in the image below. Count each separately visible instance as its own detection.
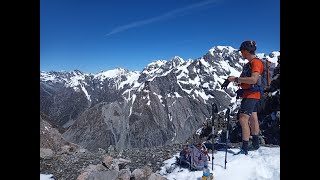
[94,67,129,81]
[40,46,279,105]
[208,45,238,55]
[40,70,89,84]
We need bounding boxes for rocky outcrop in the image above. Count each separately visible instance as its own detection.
[40,142,182,180]
[40,111,77,152]
[62,101,131,153]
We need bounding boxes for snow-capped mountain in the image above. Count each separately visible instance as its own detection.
[40,45,279,152]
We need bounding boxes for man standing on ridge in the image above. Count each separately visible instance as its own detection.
[222,40,263,155]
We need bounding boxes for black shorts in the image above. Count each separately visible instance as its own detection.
[238,98,260,116]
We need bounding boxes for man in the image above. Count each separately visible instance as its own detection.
[224,40,263,155]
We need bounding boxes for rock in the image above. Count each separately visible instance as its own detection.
[40,148,54,159]
[118,168,131,180]
[148,173,167,180]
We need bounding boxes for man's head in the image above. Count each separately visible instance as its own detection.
[239,40,256,55]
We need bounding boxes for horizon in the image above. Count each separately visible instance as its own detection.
[40,0,280,74]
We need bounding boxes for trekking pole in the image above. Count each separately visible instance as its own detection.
[224,107,231,169]
[211,103,218,171]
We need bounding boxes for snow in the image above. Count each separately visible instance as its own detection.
[159,146,280,180]
[66,73,86,87]
[94,68,126,80]
[40,72,57,82]
[40,146,279,180]
[208,46,237,55]
[119,71,140,89]
[40,174,54,180]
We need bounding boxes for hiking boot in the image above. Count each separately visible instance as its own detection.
[233,148,248,155]
[247,145,260,151]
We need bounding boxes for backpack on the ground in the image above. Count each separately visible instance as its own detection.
[176,144,209,171]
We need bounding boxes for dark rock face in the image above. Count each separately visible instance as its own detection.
[40,111,68,152]
[258,54,280,145]
[62,101,131,153]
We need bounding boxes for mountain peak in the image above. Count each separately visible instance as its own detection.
[208,45,238,55]
[94,67,128,79]
[171,56,184,67]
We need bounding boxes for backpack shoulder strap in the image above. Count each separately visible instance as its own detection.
[250,57,262,64]
[250,57,265,73]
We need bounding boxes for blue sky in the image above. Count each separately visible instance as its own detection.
[40,0,280,73]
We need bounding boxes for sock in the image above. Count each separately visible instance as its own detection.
[252,135,260,147]
[242,140,249,152]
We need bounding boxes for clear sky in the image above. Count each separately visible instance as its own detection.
[40,0,280,74]
[40,146,280,180]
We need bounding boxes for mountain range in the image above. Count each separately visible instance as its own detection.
[40,45,280,153]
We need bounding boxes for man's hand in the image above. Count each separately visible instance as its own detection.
[221,76,238,89]
[227,76,237,82]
